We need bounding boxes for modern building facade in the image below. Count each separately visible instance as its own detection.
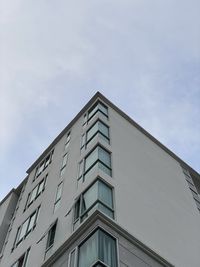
[0,92,200,267]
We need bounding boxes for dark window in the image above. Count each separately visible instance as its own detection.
[46,222,57,250]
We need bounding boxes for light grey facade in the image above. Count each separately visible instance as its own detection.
[0,92,200,267]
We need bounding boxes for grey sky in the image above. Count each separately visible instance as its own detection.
[0,0,200,201]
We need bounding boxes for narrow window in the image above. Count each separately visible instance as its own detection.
[77,229,117,267]
[46,222,57,250]
[65,132,71,151]
[54,182,63,212]
[60,153,68,177]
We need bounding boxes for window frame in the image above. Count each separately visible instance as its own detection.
[83,101,109,127]
[25,175,47,211]
[54,182,63,213]
[74,178,114,228]
[46,221,57,252]
[82,145,112,182]
[13,206,40,248]
[69,227,118,267]
[81,120,110,150]
[34,150,54,181]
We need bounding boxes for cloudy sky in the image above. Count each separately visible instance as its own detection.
[0,0,200,201]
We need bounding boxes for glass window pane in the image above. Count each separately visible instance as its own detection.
[74,198,81,220]
[81,182,98,214]
[37,179,45,195]
[85,147,98,172]
[78,231,98,267]
[45,154,51,167]
[88,104,99,119]
[99,122,109,138]
[98,181,113,208]
[60,166,66,177]
[27,212,36,233]
[62,154,68,168]
[54,201,60,213]
[98,147,111,168]
[98,162,111,176]
[99,103,108,116]
[29,187,38,203]
[98,204,114,219]
[18,219,29,241]
[47,223,56,248]
[99,230,117,267]
[87,122,98,141]
[79,161,84,178]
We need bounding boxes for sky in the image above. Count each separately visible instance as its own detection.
[0,0,200,201]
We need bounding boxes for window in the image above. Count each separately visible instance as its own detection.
[34,150,54,180]
[60,153,68,177]
[88,101,108,122]
[25,175,47,210]
[46,222,57,251]
[74,179,114,229]
[79,145,111,182]
[14,206,40,248]
[54,182,63,212]
[64,132,71,151]
[11,248,30,267]
[81,120,109,150]
[69,228,117,267]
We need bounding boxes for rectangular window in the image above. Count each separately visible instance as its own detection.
[60,153,68,178]
[14,206,40,248]
[86,120,109,148]
[74,179,114,228]
[88,101,108,122]
[34,150,53,180]
[84,145,111,181]
[64,132,71,151]
[77,228,117,267]
[54,182,63,212]
[46,222,57,251]
[11,248,30,267]
[25,175,47,210]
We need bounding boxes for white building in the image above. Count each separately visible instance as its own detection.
[0,92,200,267]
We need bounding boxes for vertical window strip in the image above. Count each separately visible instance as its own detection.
[54,182,63,212]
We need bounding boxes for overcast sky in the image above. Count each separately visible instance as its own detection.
[0,0,200,201]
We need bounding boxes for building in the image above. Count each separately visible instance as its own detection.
[0,92,200,267]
